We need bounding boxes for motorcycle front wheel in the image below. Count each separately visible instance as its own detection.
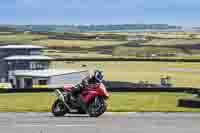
[88,96,107,117]
[51,99,69,117]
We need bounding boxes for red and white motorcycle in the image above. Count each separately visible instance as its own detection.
[51,71,110,117]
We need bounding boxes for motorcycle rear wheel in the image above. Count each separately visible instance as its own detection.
[88,96,107,117]
[51,99,69,117]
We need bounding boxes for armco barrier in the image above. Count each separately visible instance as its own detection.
[0,88,56,93]
[107,87,199,93]
[0,87,199,93]
[178,99,200,108]
[11,58,200,63]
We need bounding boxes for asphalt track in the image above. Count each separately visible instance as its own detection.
[0,112,200,133]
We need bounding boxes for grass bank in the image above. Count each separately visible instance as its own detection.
[0,92,199,112]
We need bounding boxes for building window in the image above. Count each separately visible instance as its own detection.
[30,50,41,55]
[39,80,47,85]
[9,61,29,70]
[0,78,6,83]
[30,62,49,70]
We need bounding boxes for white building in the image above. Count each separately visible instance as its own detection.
[0,45,89,88]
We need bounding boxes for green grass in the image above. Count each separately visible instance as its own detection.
[32,39,128,49]
[0,34,48,44]
[0,92,199,112]
[0,32,14,35]
[44,51,113,58]
[112,46,186,57]
[108,92,200,112]
[144,39,200,46]
[0,93,55,112]
[0,33,128,49]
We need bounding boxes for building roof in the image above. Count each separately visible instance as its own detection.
[0,45,45,49]
[4,55,53,61]
[13,69,88,77]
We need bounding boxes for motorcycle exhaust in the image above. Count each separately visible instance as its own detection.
[54,89,72,112]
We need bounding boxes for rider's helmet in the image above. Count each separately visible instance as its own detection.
[94,70,104,83]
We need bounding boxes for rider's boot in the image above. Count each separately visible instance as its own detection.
[77,96,88,113]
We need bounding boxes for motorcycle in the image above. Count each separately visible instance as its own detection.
[51,79,110,117]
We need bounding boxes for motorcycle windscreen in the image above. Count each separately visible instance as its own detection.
[63,84,73,91]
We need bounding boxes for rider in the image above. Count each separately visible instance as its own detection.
[71,70,104,98]
[69,70,104,112]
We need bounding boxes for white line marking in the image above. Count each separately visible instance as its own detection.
[15,124,45,127]
[56,124,94,127]
[15,124,94,127]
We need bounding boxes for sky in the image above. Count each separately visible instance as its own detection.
[0,0,200,26]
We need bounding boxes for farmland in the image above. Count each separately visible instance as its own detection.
[0,33,48,43]
[1,32,200,58]
[32,39,128,49]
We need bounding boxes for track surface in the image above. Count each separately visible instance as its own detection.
[0,112,200,133]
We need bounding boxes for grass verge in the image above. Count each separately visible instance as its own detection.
[0,92,199,112]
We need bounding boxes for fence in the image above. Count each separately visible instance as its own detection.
[13,57,200,63]
[0,87,199,94]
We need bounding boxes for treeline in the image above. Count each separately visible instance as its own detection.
[0,26,17,32]
[0,24,182,33]
[76,24,181,32]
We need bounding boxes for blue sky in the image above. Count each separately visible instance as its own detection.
[0,0,200,26]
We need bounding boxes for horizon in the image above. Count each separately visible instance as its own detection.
[1,0,200,27]
[0,23,182,26]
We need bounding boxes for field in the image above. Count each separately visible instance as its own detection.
[33,39,128,49]
[0,33,48,43]
[51,61,200,88]
[112,46,185,57]
[0,33,127,49]
[1,32,200,58]
[0,92,199,112]
[144,39,200,46]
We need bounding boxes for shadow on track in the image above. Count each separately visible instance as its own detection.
[49,115,90,118]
